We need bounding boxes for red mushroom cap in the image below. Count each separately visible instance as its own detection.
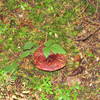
[33,45,67,71]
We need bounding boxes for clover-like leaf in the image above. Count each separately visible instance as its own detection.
[20,50,31,58]
[2,62,18,74]
[23,41,34,50]
[51,44,66,54]
[43,47,51,58]
[44,40,55,47]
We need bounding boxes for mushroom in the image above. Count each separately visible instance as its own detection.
[33,45,67,71]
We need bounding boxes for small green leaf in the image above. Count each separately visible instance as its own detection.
[0,39,3,43]
[31,47,38,53]
[43,47,51,58]
[2,62,18,74]
[20,50,31,58]
[23,41,34,50]
[51,44,66,54]
[44,40,55,47]
[87,53,94,57]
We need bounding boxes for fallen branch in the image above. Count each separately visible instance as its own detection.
[76,27,100,41]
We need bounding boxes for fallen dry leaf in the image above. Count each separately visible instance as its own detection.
[66,76,81,87]
[74,54,81,62]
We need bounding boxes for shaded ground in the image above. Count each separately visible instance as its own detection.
[0,0,100,100]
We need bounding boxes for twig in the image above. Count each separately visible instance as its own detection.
[76,27,100,41]
[96,0,99,13]
[86,18,100,26]
[45,32,48,42]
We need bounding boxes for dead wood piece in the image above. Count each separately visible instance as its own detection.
[76,27,100,41]
[69,66,85,76]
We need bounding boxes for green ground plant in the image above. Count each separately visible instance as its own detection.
[0,0,98,99]
[24,76,82,100]
[54,83,82,100]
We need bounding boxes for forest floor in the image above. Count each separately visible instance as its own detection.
[0,0,100,100]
